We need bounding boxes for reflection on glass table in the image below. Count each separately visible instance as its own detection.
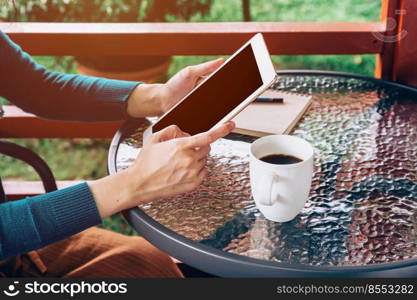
[109,71,417,277]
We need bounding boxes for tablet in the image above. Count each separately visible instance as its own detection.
[143,33,276,140]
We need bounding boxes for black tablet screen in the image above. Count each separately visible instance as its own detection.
[153,44,263,135]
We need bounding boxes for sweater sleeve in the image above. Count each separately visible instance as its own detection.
[0,31,140,122]
[0,183,101,260]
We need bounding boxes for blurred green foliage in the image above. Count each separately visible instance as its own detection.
[1,0,212,22]
[169,0,380,77]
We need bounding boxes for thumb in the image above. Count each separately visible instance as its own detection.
[150,125,189,143]
[192,58,224,78]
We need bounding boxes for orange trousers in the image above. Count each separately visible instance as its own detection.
[0,227,183,278]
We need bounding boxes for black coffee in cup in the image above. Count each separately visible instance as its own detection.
[260,153,302,165]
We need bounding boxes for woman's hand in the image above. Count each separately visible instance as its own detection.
[157,58,224,113]
[126,58,224,118]
[89,121,235,218]
[125,121,233,204]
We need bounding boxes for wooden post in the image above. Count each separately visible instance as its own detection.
[375,0,401,80]
[391,0,417,86]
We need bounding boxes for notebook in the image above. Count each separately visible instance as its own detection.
[232,90,312,137]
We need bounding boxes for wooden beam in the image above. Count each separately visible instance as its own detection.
[0,22,385,56]
[375,0,401,80]
[391,0,417,86]
[3,180,89,200]
[0,106,123,138]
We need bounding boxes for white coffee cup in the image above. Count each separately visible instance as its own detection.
[249,135,314,222]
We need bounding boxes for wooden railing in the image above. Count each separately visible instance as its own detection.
[2,21,384,56]
[1,0,416,198]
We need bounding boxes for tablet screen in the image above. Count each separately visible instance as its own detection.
[153,44,263,135]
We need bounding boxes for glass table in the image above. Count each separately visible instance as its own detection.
[108,70,417,277]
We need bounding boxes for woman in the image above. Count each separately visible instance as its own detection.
[0,30,234,277]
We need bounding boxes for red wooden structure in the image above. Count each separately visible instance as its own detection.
[0,0,416,198]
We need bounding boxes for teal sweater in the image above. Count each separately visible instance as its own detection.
[0,31,139,260]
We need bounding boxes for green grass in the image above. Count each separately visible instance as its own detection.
[0,139,110,180]
[2,0,382,235]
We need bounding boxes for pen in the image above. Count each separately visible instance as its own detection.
[255,97,284,103]
[198,74,283,104]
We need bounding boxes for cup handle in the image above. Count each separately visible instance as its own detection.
[259,172,279,206]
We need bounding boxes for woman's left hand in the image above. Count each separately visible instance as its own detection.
[127,58,224,118]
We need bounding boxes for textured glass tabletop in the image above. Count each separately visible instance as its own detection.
[113,73,417,268]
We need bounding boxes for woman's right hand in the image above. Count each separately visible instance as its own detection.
[90,121,235,218]
[126,121,234,204]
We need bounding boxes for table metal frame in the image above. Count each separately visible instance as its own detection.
[108,70,417,277]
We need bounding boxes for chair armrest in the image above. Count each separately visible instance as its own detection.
[0,140,57,201]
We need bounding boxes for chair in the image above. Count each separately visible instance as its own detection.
[0,140,57,203]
